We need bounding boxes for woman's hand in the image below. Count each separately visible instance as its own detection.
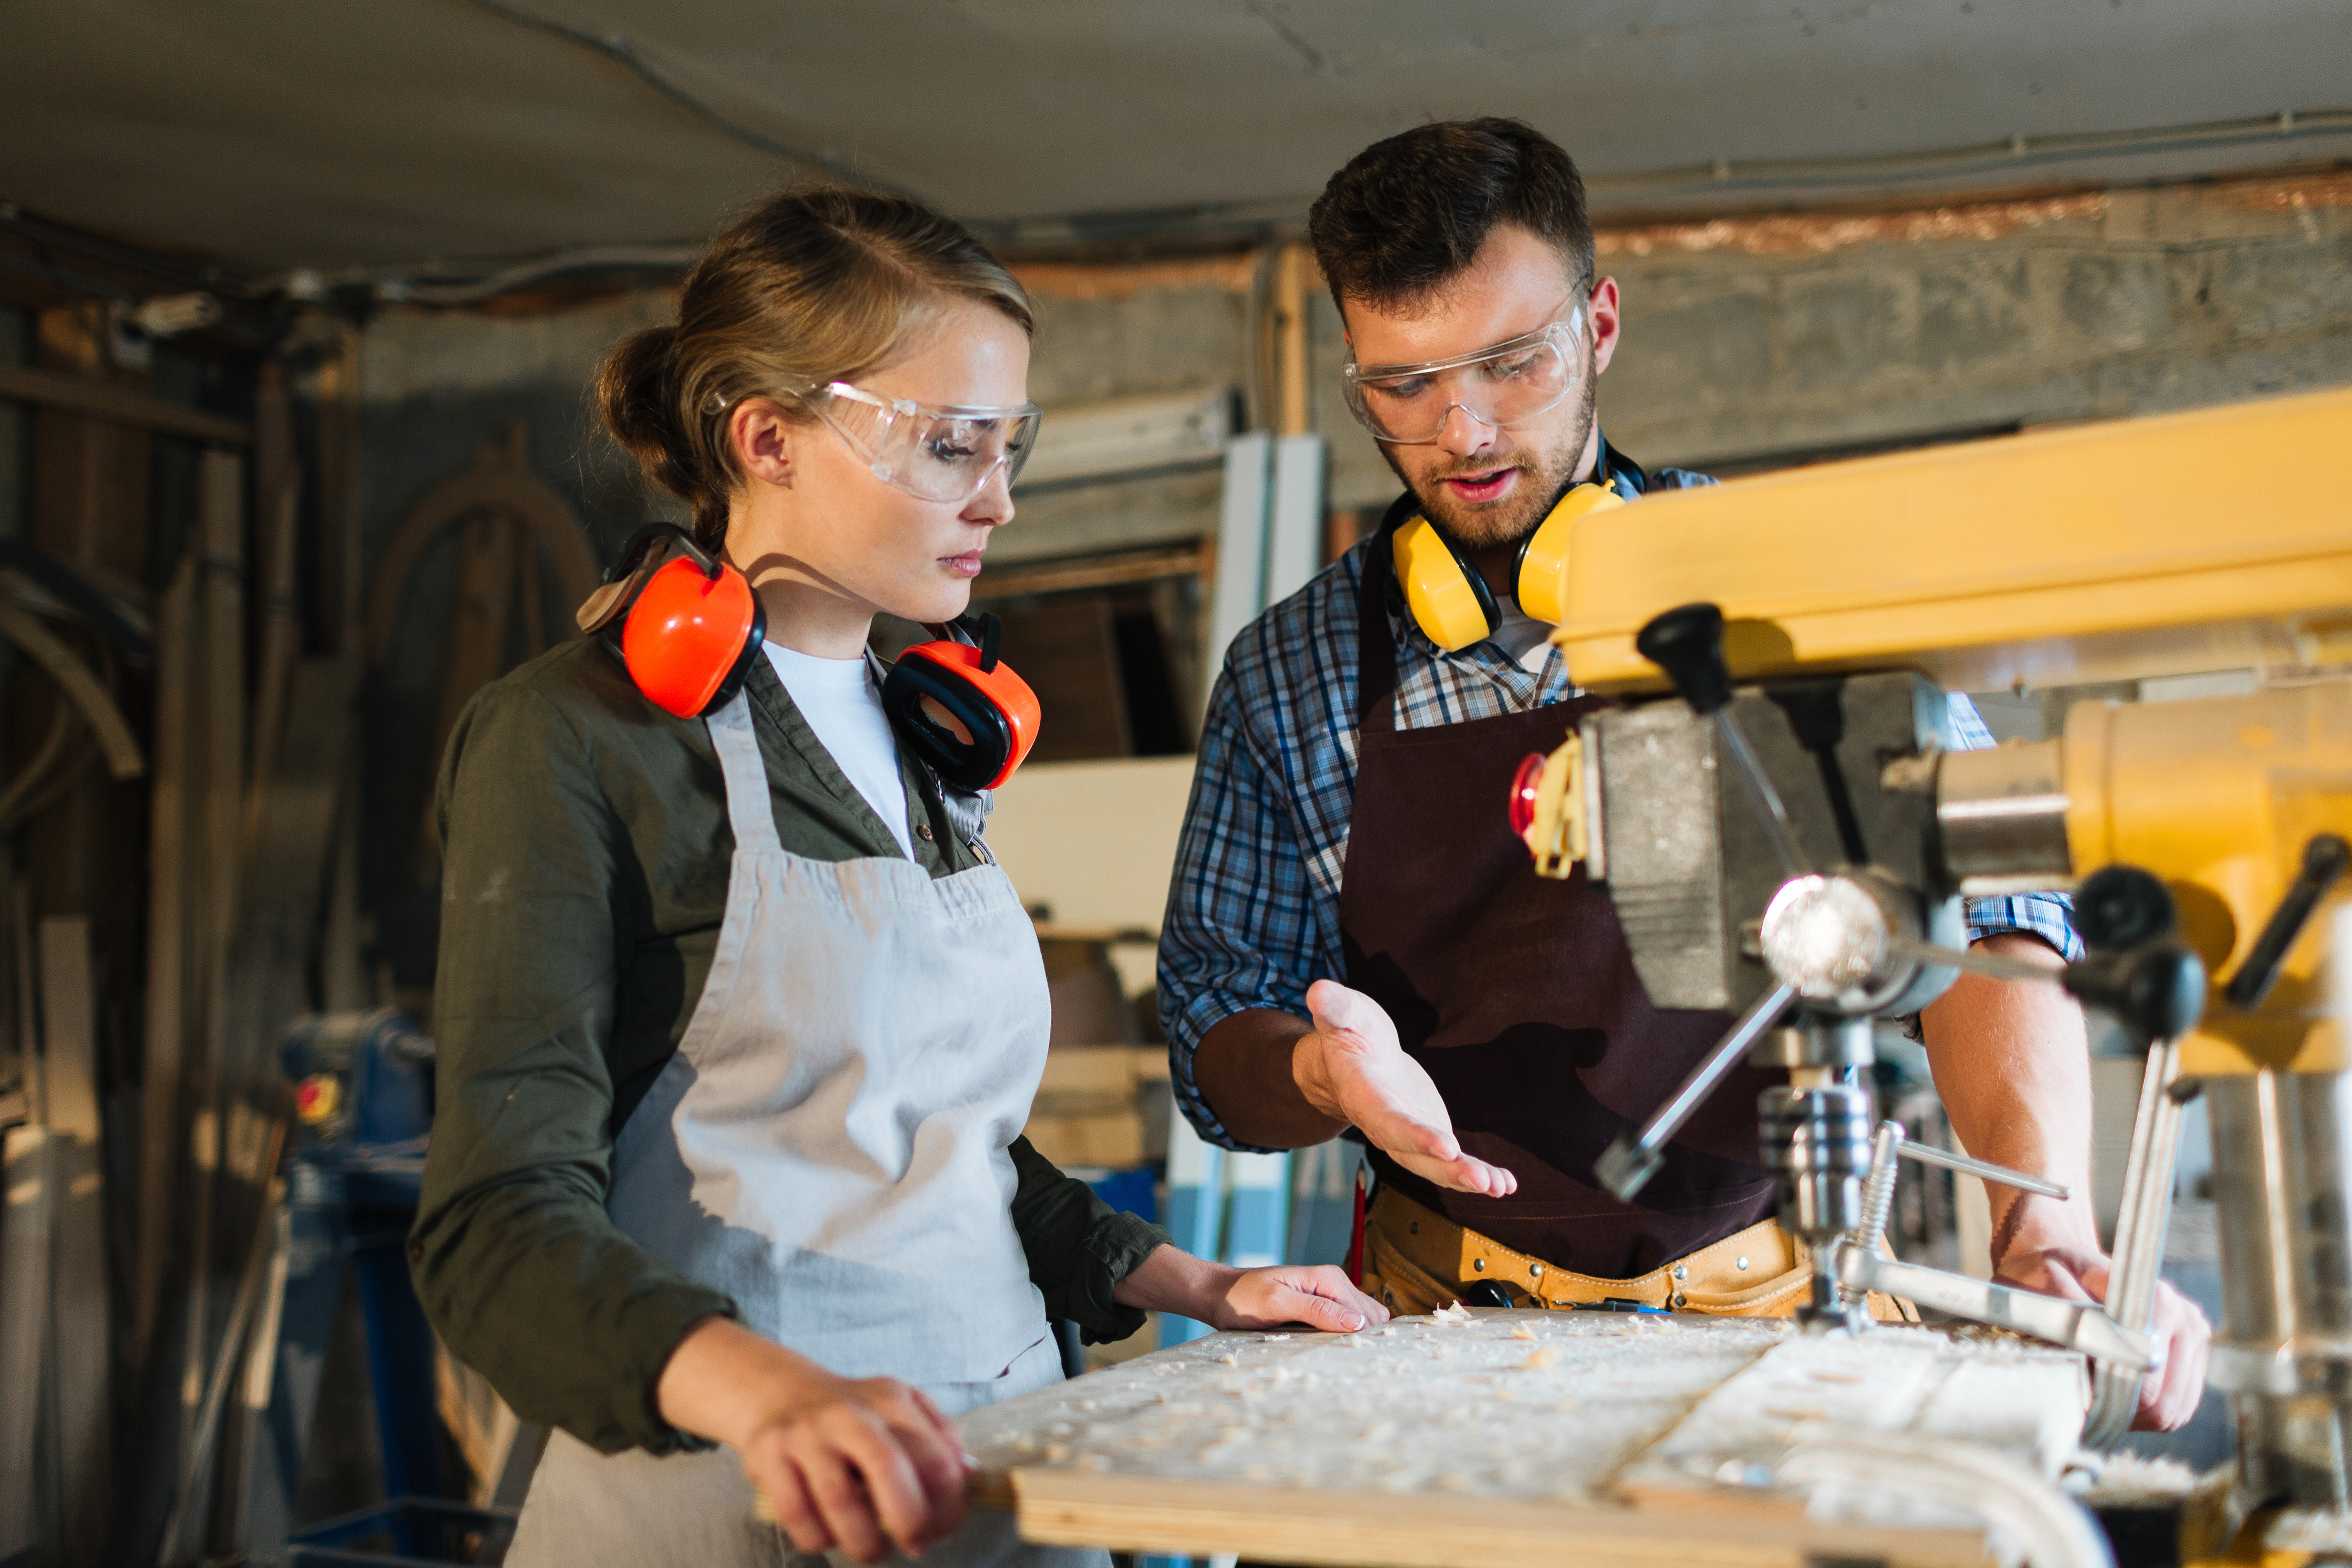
[1113,1243,1390,1333]
[657,1316,969,1563]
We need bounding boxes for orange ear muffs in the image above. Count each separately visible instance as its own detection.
[580,523,766,718]
[881,613,1041,792]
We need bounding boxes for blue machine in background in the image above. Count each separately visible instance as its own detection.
[259,1009,518,1566]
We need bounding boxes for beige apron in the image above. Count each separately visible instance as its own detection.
[509,691,1101,1568]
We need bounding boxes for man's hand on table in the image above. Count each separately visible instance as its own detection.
[1994,1198,2212,1432]
[1295,980,1518,1197]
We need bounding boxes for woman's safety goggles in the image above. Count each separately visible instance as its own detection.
[792,381,1043,504]
[1340,306,1585,445]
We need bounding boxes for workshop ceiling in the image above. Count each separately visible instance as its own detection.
[7,0,2350,278]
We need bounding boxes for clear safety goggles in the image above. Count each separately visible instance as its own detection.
[790,380,1043,504]
[1340,305,1585,445]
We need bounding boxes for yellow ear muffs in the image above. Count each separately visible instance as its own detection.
[1392,514,1499,652]
[1512,480,1626,625]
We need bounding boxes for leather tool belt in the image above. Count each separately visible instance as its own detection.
[1359,1187,1913,1321]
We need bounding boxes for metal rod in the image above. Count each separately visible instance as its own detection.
[1895,1140,2071,1200]
[1596,980,1797,1200]
[1712,711,1809,880]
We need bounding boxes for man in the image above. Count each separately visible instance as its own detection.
[1158,118,2207,1428]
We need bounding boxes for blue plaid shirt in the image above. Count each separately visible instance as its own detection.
[1158,513,2081,1153]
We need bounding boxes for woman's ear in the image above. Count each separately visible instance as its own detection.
[730,398,798,489]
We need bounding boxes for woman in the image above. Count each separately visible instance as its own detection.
[411,187,1386,1568]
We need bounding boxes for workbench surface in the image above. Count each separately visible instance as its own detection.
[961,1308,2092,1568]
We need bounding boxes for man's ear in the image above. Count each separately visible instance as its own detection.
[1588,276,1622,376]
[730,397,798,489]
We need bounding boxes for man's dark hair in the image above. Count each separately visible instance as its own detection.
[1308,117,1593,314]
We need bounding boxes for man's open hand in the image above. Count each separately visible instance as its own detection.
[1295,979,1517,1197]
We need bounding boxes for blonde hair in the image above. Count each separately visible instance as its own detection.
[598,187,1034,546]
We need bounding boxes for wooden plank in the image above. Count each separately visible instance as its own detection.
[957,1311,2089,1568]
[175,447,244,1525]
[1615,1328,2087,1520]
[973,544,1206,603]
[0,359,251,445]
[1008,1470,1986,1568]
[39,915,110,1563]
[136,557,195,1353]
[0,1123,57,1558]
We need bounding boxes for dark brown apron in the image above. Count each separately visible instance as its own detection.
[1337,518,1779,1279]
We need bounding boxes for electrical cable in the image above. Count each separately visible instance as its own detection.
[460,0,919,200]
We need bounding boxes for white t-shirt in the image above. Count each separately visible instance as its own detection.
[762,643,914,859]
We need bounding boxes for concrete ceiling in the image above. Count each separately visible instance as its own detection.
[7,0,2350,278]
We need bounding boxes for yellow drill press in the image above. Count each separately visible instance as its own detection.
[1513,385,2352,1551]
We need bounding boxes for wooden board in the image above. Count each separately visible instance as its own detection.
[39,916,110,1563]
[959,1308,2088,1568]
[0,1123,56,1557]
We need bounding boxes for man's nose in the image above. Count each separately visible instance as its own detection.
[1435,402,1499,458]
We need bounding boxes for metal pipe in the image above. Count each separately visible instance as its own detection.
[1595,980,1797,1199]
[1895,1140,2071,1201]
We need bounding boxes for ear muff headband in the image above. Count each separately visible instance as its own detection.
[880,616,1042,791]
[588,523,766,718]
[1393,463,1632,651]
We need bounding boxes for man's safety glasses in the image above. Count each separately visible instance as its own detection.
[1340,305,1585,445]
[789,381,1043,504]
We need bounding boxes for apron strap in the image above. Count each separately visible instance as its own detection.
[704,691,783,855]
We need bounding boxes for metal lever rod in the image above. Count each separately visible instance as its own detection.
[1895,1140,2072,1200]
[1836,1249,2154,1371]
[1712,710,1810,881]
[1596,979,1797,1201]
[1632,603,1809,881]
[2081,1035,2187,1450]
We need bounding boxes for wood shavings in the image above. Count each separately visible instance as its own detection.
[1521,1345,1563,1370]
[1431,1301,1476,1324]
[1809,1368,1865,1384]
[1510,1323,1539,1340]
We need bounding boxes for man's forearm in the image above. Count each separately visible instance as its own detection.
[1918,932,2100,1253]
[1192,1007,1344,1149]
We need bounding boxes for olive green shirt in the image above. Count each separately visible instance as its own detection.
[410,635,1169,1455]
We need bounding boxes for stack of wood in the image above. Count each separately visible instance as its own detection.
[1023,1045,1172,1170]
[0,325,373,1565]
[1029,929,1171,1171]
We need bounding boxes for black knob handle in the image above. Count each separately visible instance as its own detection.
[1635,603,1734,715]
[2223,833,2350,1012]
[2063,942,2207,1048]
[2074,866,2178,955]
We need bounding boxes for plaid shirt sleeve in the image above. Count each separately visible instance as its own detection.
[1156,664,1325,1152]
[1946,693,2083,961]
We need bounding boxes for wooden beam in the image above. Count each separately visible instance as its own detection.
[974,545,1207,602]
[0,1124,57,1557]
[1273,243,1314,438]
[0,361,249,445]
[40,916,110,1564]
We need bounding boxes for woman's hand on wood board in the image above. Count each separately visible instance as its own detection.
[657,1314,970,1562]
[1298,979,1519,1197]
[1113,1242,1391,1333]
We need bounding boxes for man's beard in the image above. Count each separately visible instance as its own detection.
[1381,375,1599,553]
